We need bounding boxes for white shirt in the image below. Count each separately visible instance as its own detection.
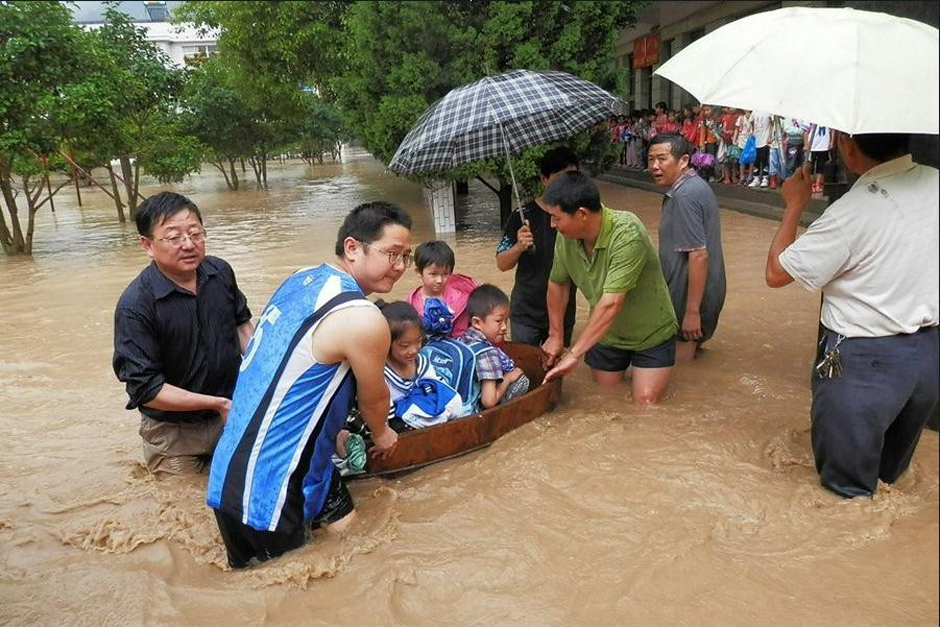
[735,115,752,148]
[808,125,831,152]
[779,154,939,337]
[750,112,772,148]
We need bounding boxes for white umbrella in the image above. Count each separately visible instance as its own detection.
[655,7,939,134]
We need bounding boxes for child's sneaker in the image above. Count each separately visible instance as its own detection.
[760,176,769,188]
[748,177,761,188]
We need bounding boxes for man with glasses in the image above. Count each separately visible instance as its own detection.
[207,201,411,569]
[113,191,254,477]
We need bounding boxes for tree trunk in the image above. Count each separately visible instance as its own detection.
[498,182,513,227]
[0,157,26,255]
[213,160,233,190]
[44,173,55,213]
[240,157,246,174]
[106,164,126,223]
[23,174,44,256]
[0,157,25,255]
[70,150,82,207]
[133,159,141,211]
[248,157,263,189]
[261,154,268,188]
[119,157,136,219]
[228,158,240,190]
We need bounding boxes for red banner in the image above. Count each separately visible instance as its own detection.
[633,32,661,68]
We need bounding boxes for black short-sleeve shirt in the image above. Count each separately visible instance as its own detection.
[112,256,252,423]
[497,200,576,330]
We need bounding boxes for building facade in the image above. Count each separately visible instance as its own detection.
[613,0,938,165]
[614,1,807,112]
[72,1,217,68]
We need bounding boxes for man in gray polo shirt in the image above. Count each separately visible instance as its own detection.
[649,134,727,363]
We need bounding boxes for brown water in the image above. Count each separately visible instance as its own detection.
[0,149,936,626]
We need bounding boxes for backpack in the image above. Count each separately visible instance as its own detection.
[419,337,490,415]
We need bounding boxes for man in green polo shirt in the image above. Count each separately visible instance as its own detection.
[541,172,678,403]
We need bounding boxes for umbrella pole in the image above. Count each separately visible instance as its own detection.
[497,121,535,252]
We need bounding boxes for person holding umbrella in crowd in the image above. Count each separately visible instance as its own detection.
[766,133,938,497]
[496,146,579,347]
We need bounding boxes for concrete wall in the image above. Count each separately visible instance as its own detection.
[425,182,457,234]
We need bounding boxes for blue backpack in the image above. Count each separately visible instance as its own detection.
[420,337,490,415]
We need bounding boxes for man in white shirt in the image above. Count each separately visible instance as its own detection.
[765,132,939,498]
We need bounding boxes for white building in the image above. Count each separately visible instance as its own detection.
[133,21,218,67]
[72,1,217,68]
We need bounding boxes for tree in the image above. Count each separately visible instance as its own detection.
[0,1,87,255]
[176,2,352,189]
[181,57,256,189]
[292,94,350,165]
[178,0,641,221]
[173,1,348,105]
[91,6,198,217]
[334,1,640,222]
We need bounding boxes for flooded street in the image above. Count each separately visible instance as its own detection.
[0,149,936,625]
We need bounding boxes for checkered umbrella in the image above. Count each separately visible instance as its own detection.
[388,69,628,175]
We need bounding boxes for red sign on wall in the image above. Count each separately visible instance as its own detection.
[633,32,661,68]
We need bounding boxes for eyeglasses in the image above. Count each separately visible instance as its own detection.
[360,241,413,268]
[156,230,207,247]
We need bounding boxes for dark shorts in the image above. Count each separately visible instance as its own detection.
[584,336,676,372]
[214,466,355,569]
[810,150,830,175]
[511,319,573,347]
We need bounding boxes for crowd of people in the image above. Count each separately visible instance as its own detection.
[610,102,835,194]
[111,130,936,569]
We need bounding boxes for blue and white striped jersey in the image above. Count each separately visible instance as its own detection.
[207,264,373,533]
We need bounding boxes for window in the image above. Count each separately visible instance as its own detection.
[182,44,218,64]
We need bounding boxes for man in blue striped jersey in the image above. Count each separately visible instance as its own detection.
[207,201,412,568]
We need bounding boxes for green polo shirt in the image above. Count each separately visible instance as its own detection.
[550,207,677,351]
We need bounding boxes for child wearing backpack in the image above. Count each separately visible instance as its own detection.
[407,241,478,338]
[458,284,529,409]
[334,301,462,475]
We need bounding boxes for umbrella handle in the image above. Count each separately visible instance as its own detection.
[497,120,535,254]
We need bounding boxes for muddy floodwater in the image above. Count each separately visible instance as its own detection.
[0,149,936,626]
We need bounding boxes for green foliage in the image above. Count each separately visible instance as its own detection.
[174,0,637,191]
[180,57,256,160]
[0,1,85,158]
[140,116,205,183]
[174,1,348,109]
[91,7,187,160]
[290,94,350,161]
[333,0,638,189]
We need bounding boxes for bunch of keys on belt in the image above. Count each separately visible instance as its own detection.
[815,334,845,379]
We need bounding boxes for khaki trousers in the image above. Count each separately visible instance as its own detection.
[139,413,224,477]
